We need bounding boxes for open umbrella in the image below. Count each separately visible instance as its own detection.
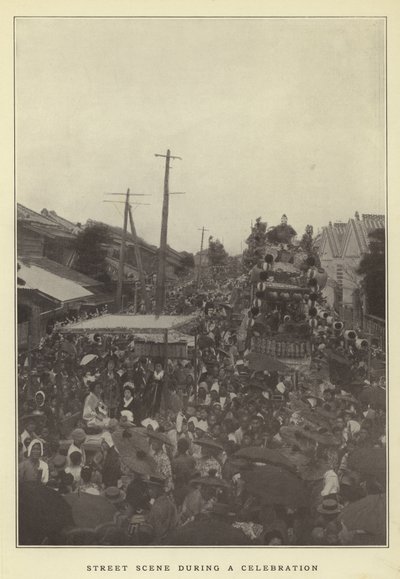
[297,408,331,430]
[359,386,386,410]
[190,476,229,489]
[245,352,289,373]
[63,492,117,529]
[348,447,386,478]
[234,447,295,471]
[168,517,252,545]
[217,348,231,358]
[197,335,215,349]
[19,482,74,545]
[80,354,99,366]
[339,494,386,540]
[242,465,309,507]
[112,426,151,470]
[279,445,312,469]
[298,459,330,481]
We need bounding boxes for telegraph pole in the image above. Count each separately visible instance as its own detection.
[127,205,151,313]
[154,149,183,316]
[104,190,151,313]
[197,226,209,288]
[116,189,130,311]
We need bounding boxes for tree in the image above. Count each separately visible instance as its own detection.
[208,236,228,266]
[300,224,314,253]
[74,223,112,281]
[266,222,297,244]
[242,217,268,270]
[175,253,195,278]
[357,228,385,319]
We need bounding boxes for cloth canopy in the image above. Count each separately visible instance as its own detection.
[59,314,197,335]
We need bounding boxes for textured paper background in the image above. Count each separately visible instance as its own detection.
[1,1,399,578]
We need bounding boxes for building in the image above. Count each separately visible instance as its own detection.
[318,212,385,326]
[17,205,112,349]
[86,219,191,283]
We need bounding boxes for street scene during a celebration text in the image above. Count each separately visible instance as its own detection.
[16,18,386,546]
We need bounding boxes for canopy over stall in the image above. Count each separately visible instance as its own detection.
[59,314,197,335]
[59,314,199,365]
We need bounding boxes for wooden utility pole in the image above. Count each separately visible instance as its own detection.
[116,189,130,311]
[104,190,151,313]
[154,149,183,316]
[128,204,151,313]
[197,226,209,288]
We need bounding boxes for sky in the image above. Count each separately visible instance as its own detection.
[16,17,386,255]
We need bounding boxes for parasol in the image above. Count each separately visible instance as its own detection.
[339,494,386,540]
[298,459,330,481]
[189,476,229,489]
[297,408,331,430]
[80,354,99,366]
[348,447,386,478]
[63,492,117,529]
[278,426,313,453]
[197,335,215,349]
[279,446,312,469]
[234,446,295,471]
[245,352,289,373]
[168,518,252,545]
[359,386,386,410]
[242,465,309,507]
[19,482,74,545]
[112,425,150,457]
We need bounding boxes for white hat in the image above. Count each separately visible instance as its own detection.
[141,418,159,430]
[121,410,134,424]
[276,382,286,394]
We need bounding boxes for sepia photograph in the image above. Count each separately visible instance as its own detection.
[15,16,387,548]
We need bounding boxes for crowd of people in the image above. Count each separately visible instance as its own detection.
[18,278,386,546]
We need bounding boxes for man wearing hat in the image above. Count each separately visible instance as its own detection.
[315,498,343,544]
[67,428,86,467]
[145,475,178,544]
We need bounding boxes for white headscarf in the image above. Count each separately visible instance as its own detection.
[27,438,43,457]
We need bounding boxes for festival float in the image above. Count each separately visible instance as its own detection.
[243,215,329,372]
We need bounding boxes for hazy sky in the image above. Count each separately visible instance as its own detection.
[16,18,385,255]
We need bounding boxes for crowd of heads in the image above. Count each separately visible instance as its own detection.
[18,277,386,546]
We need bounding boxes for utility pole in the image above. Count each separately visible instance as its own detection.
[127,204,151,313]
[197,226,209,288]
[104,190,151,313]
[154,149,183,316]
[116,189,130,311]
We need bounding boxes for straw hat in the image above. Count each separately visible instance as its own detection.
[104,486,126,504]
[317,498,343,515]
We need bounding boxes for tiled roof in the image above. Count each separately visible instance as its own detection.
[18,204,75,239]
[350,216,385,254]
